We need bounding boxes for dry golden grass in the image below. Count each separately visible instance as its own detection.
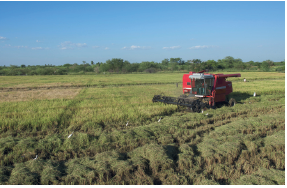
[0,88,81,102]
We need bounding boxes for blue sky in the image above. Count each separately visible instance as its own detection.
[0,1,285,66]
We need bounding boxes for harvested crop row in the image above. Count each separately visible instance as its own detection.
[1,106,284,185]
[0,96,284,167]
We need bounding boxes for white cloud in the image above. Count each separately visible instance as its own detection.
[104,47,109,50]
[131,45,141,50]
[32,47,42,50]
[16,45,28,49]
[92,46,100,48]
[162,46,181,50]
[4,44,28,49]
[31,46,50,50]
[59,41,87,50]
[122,45,151,50]
[36,40,42,43]
[189,45,217,49]
[0,36,7,40]
[75,43,87,47]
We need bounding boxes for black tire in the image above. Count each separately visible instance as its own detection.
[196,101,202,113]
[200,102,209,110]
[191,100,198,112]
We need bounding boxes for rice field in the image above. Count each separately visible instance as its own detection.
[0,72,285,185]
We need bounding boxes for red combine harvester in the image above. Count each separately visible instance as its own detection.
[152,70,241,113]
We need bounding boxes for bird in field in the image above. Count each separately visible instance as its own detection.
[68,131,74,138]
[201,110,203,113]
[33,155,38,160]
[126,121,129,127]
[205,113,209,116]
[158,117,162,122]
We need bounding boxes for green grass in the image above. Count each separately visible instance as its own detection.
[0,73,184,88]
[0,72,285,185]
[0,72,284,88]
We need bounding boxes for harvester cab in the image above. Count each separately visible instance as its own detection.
[183,72,214,97]
[152,70,241,113]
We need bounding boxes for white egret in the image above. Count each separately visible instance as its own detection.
[68,131,74,138]
[33,155,38,160]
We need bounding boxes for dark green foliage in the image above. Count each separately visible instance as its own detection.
[261,60,271,71]
[0,57,282,76]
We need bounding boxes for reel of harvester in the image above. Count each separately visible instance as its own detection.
[152,94,209,113]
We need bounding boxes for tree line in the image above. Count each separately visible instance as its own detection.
[0,56,284,76]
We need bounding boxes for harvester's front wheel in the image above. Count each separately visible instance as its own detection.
[191,100,200,113]
[195,101,204,113]
[229,98,236,107]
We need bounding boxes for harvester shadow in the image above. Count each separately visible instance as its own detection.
[229,91,254,104]
[214,92,254,109]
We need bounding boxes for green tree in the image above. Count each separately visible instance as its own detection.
[161,58,169,66]
[121,61,131,73]
[233,58,245,70]
[203,60,217,71]
[247,61,255,66]
[254,62,261,69]
[63,63,72,67]
[192,59,202,64]
[265,60,274,66]
[261,61,271,72]
[221,56,235,69]
[138,61,158,72]
[105,58,128,72]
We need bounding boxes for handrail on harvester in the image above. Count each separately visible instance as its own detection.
[214,74,241,78]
